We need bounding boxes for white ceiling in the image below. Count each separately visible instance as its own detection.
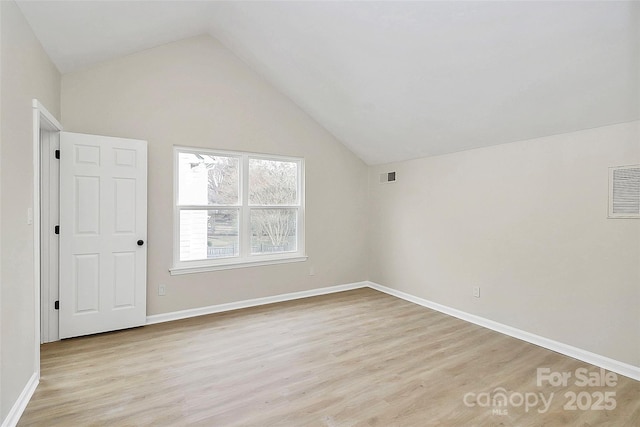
[17,1,640,165]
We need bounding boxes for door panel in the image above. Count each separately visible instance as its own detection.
[59,132,147,339]
[75,176,100,234]
[114,178,136,233]
[74,253,99,312]
[113,252,136,307]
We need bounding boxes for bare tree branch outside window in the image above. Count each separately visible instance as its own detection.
[249,159,297,252]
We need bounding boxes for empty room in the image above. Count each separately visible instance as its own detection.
[1,0,639,426]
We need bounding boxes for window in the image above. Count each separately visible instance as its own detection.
[171,147,305,274]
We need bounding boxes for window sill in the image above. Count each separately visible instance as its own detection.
[169,255,308,275]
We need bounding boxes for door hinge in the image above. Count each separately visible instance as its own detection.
[54,300,59,310]
[54,149,60,159]
[54,225,59,234]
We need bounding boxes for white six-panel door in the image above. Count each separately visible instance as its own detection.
[59,132,147,339]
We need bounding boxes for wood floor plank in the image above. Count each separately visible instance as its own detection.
[19,288,640,426]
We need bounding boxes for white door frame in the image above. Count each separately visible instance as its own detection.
[39,124,60,343]
[32,100,63,359]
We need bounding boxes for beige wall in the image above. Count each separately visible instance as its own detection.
[61,35,369,316]
[369,121,640,367]
[0,0,61,420]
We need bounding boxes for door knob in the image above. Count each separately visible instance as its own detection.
[137,240,144,246]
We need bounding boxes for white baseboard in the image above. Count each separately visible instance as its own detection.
[1,372,39,427]
[145,279,639,381]
[367,281,640,382]
[146,281,368,325]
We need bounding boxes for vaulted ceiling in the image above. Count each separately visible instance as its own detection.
[17,1,640,165]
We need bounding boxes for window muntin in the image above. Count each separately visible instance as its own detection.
[174,147,304,271]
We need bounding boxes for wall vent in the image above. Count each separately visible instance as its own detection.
[380,171,396,183]
[609,165,640,218]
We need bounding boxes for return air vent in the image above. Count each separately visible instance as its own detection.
[609,165,640,218]
[380,171,396,183]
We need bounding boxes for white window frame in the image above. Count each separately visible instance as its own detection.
[170,146,306,275]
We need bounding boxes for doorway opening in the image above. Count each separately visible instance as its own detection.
[33,99,62,351]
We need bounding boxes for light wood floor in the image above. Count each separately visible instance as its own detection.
[19,288,639,426]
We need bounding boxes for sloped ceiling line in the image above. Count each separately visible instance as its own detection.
[17,1,640,165]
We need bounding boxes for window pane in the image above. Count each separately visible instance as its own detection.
[180,209,239,260]
[178,153,239,205]
[249,158,298,205]
[250,209,297,254]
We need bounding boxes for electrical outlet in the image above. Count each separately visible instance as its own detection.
[473,286,480,298]
[158,285,166,296]
[309,266,315,276]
